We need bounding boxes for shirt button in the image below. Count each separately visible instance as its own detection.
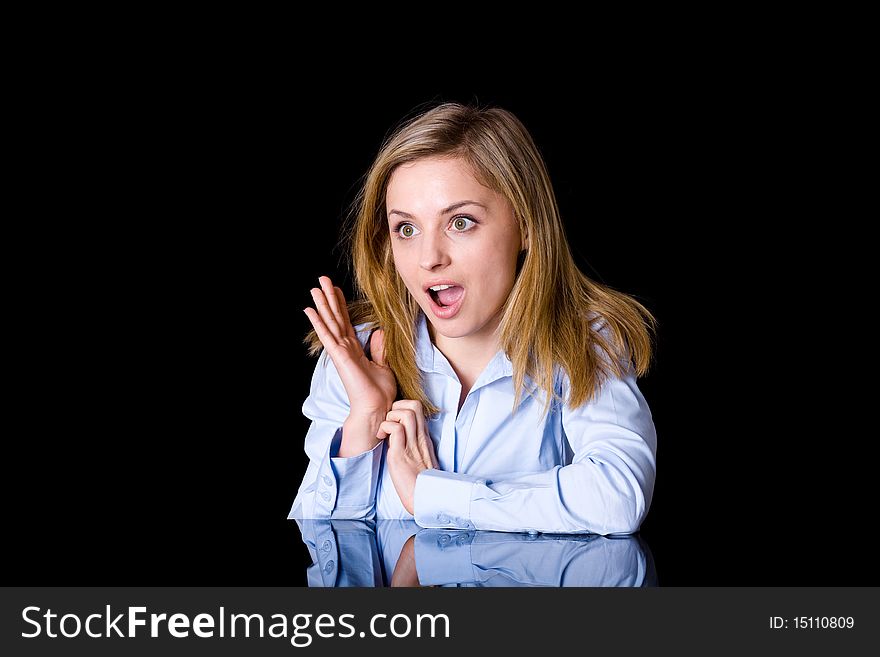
[527,529,539,536]
[324,560,335,573]
[322,475,333,487]
[321,491,331,502]
[321,540,332,552]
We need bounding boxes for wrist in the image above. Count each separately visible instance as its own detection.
[347,408,387,424]
[338,411,386,458]
[345,410,386,437]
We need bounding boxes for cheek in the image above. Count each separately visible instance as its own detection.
[465,242,519,284]
[472,251,518,304]
[391,247,418,288]
[390,243,404,270]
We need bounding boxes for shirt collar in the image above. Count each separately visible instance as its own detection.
[414,311,514,386]
[414,310,435,372]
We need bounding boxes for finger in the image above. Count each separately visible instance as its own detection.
[303,307,339,352]
[319,276,347,335]
[376,419,400,440]
[378,421,405,454]
[384,409,418,444]
[392,400,432,465]
[334,286,357,340]
[380,415,419,464]
[310,287,343,341]
[392,399,424,415]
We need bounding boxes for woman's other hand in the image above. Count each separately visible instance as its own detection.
[377,400,439,515]
[304,275,397,456]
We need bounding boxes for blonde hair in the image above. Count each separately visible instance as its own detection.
[306,102,656,418]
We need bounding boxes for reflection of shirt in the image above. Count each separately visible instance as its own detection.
[295,519,657,587]
[289,311,657,535]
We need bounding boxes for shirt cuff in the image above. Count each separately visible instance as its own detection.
[413,530,476,586]
[413,469,484,529]
[313,429,384,520]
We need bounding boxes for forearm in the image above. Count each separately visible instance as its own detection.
[338,411,386,457]
[414,447,654,535]
[290,419,385,521]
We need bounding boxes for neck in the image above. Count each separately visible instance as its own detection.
[428,310,503,383]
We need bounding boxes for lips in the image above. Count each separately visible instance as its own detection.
[424,280,463,304]
[423,280,466,320]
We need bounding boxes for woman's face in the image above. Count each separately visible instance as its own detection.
[386,156,526,343]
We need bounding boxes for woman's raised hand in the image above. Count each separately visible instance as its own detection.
[303,276,397,419]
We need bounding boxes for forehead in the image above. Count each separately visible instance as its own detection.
[386,157,492,208]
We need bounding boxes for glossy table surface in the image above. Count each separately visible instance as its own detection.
[294,520,657,587]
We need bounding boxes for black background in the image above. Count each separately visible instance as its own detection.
[10,58,872,586]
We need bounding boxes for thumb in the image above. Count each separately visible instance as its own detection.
[369,328,387,367]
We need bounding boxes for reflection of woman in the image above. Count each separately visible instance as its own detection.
[289,103,657,534]
[295,519,656,587]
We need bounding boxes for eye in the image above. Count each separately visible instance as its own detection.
[450,216,477,232]
[392,216,477,240]
[393,223,421,239]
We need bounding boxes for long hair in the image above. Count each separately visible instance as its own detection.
[305,102,656,418]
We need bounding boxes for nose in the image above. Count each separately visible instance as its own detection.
[418,229,451,271]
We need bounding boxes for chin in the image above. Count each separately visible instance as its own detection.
[429,325,470,339]
[423,314,479,339]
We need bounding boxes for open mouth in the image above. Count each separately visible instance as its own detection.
[424,282,466,319]
[428,285,464,307]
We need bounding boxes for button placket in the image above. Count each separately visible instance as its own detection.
[455,390,479,471]
[437,383,458,472]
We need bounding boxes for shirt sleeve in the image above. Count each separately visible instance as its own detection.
[413,530,650,586]
[295,519,387,587]
[288,348,385,521]
[413,360,657,535]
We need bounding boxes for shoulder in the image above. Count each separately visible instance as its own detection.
[555,312,635,399]
[352,321,378,342]
[352,321,381,354]
[586,309,610,339]
[587,311,632,370]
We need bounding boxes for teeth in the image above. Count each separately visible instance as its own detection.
[429,284,455,291]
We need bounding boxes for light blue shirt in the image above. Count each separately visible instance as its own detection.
[289,311,657,535]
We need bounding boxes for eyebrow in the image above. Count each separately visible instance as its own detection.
[388,200,488,220]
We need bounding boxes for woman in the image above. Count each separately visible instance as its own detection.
[289,103,657,534]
